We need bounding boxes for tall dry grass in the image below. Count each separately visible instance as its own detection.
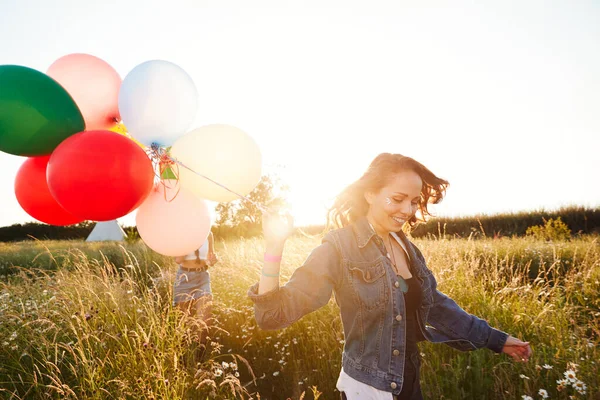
[0,235,598,399]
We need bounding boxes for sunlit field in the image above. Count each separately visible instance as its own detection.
[0,235,598,399]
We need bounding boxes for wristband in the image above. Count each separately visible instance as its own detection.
[264,253,283,263]
[261,269,280,278]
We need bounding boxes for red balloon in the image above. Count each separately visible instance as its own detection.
[47,130,154,221]
[14,156,83,226]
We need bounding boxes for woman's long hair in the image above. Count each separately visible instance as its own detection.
[326,153,449,230]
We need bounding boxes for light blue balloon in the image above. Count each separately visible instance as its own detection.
[118,60,198,147]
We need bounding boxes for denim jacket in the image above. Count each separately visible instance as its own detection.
[247,216,508,395]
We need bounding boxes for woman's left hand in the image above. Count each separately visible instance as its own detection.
[502,335,532,362]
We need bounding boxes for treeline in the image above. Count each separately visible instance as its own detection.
[410,206,600,238]
[0,206,598,242]
[0,222,94,242]
[0,222,139,243]
[275,206,600,239]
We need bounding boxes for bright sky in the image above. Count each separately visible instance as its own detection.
[1,0,599,227]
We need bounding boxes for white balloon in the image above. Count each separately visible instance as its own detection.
[118,60,198,147]
[171,124,262,202]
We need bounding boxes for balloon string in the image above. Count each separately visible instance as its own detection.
[113,121,266,210]
[149,144,269,213]
[145,147,180,202]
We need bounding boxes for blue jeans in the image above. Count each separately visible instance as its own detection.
[173,267,212,305]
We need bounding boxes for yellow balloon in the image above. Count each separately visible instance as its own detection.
[109,122,146,149]
[171,124,262,202]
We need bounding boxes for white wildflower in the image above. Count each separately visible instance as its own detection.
[564,370,577,383]
[538,389,548,399]
[573,380,586,395]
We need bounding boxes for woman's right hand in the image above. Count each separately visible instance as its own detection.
[262,210,294,251]
[502,335,532,362]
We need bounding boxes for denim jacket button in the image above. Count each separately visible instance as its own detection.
[390,382,397,389]
[394,281,400,288]
[393,349,400,356]
[395,314,402,321]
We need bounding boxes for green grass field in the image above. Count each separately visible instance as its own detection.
[0,235,598,399]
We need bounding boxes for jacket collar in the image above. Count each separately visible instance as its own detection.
[352,216,416,256]
[353,216,377,249]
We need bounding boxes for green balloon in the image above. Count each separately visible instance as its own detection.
[0,65,85,156]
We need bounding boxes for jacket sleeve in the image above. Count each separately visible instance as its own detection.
[428,285,509,353]
[413,246,508,353]
[247,235,342,330]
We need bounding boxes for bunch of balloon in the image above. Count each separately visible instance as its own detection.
[117,60,207,256]
[1,54,155,226]
[2,54,264,256]
[120,61,264,257]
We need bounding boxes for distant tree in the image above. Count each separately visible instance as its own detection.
[74,221,95,229]
[526,217,572,241]
[214,175,288,237]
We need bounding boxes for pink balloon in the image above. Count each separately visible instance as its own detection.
[47,53,121,130]
[136,180,211,257]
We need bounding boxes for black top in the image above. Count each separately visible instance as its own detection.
[403,276,423,312]
[403,275,423,355]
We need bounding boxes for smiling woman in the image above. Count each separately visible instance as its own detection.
[327,154,448,231]
[248,152,532,400]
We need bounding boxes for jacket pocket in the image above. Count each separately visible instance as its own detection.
[347,259,387,311]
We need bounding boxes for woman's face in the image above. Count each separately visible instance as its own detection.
[365,170,422,234]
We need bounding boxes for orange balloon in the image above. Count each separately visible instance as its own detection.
[109,121,128,135]
[109,122,146,149]
[47,53,121,130]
